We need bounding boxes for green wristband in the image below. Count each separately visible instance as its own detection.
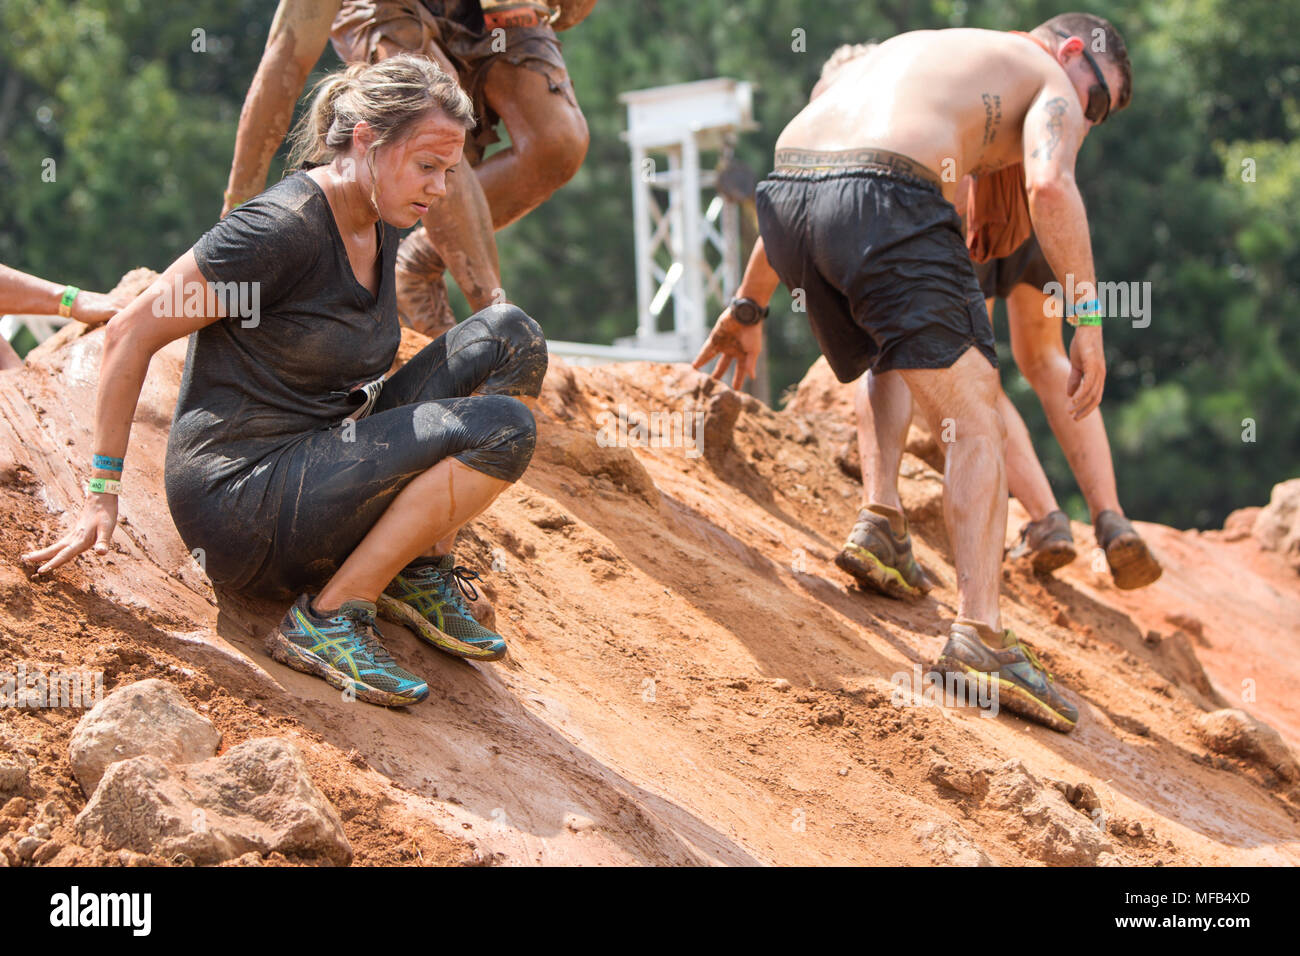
[59,285,80,318]
[1074,314,1103,327]
[86,477,122,495]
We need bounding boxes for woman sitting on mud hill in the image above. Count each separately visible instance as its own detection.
[21,55,548,708]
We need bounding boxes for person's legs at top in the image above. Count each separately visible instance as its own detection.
[1006,283,1160,587]
[476,52,589,231]
[392,30,590,335]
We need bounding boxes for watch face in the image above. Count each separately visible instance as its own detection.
[733,299,760,325]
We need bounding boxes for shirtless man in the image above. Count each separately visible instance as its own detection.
[221,0,595,334]
[694,14,1133,733]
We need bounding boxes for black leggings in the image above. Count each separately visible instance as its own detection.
[251,304,546,601]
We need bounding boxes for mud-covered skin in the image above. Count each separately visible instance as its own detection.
[173,305,545,603]
[394,227,457,337]
[332,0,576,166]
[333,0,588,333]
[222,0,343,214]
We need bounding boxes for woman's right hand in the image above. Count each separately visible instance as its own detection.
[20,493,119,574]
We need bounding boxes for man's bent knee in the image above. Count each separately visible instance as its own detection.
[535,110,590,186]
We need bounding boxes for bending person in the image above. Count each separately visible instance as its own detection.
[697,14,1135,733]
[23,56,548,708]
[854,228,1161,589]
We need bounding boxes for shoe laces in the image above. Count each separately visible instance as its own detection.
[434,563,481,609]
[1009,631,1054,682]
[337,606,395,667]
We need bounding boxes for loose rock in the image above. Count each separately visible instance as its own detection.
[1195,709,1300,781]
[76,737,352,866]
[69,678,222,794]
[986,760,1113,865]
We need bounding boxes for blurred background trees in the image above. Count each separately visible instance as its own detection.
[1,0,1295,528]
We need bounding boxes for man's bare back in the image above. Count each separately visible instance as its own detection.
[776,29,1082,203]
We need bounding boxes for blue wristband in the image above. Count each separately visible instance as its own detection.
[1066,298,1102,318]
[92,454,124,472]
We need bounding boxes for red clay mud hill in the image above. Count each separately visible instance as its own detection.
[1,283,1297,866]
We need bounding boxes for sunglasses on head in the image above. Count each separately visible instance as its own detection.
[1054,29,1111,125]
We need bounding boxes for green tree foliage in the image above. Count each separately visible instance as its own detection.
[0,0,1294,527]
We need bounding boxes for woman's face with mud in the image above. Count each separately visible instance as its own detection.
[360,110,466,229]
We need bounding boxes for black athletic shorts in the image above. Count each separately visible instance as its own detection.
[973,233,1057,301]
[756,166,997,383]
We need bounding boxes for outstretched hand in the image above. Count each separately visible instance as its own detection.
[1067,325,1106,420]
[692,308,763,390]
[20,494,119,574]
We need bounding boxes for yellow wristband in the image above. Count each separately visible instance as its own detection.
[86,477,121,495]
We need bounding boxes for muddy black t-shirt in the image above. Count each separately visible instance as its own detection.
[164,171,401,569]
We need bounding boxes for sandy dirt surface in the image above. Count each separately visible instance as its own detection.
[0,310,1297,866]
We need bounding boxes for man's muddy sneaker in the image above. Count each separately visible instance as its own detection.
[265,595,429,707]
[1095,510,1163,590]
[1007,509,1077,574]
[935,620,1078,733]
[379,554,507,661]
[834,506,932,599]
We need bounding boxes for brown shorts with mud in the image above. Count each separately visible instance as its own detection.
[332,0,576,165]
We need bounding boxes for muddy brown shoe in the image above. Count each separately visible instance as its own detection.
[1007,509,1077,574]
[834,506,932,599]
[935,620,1078,733]
[1095,510,1163,590]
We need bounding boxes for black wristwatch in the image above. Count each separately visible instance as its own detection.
[729,296,769,326]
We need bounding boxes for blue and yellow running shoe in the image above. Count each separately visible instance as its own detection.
[265,594,429,707]
[379,555,507,662]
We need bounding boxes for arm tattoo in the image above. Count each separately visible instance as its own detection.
[981,92,1002,146]
[1031,97,1068,161]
